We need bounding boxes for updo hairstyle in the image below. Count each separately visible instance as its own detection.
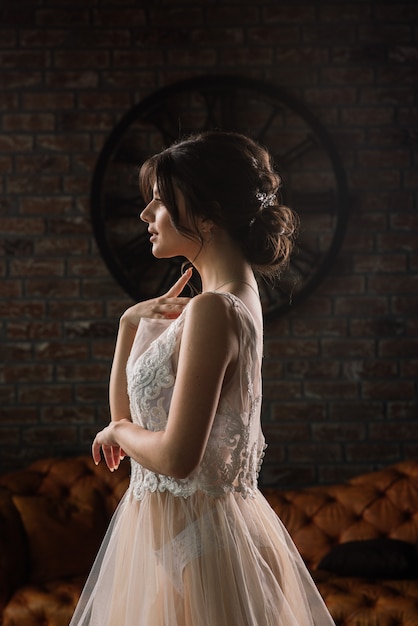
[139,131,298,275]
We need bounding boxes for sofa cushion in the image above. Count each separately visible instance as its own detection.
[317,538,418,579]
[12,488,107,584]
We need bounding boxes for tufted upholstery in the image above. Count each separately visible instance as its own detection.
[264,460,418,626]
[0,457,417,626]
[0,456,130,626]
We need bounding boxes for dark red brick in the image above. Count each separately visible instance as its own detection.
[54,50,110,68]
[286,360,340,379]
[288,443,342,463]
[42,406,95,424]
[379,339,418,359]
[7,176,62,194]
[18,385,73,405]
[358,24,412,44]
[19,28,68,47]
[23,426,78,445]
[22,92,75,110]
[353,254,407,273]
[319,4,372,21]
[263,6,315,22]
[335,296,389,316]
[261,465,316,489]
[0,407,38,424]
[369,274,418,294]
[265,339,318,358]
[330,402,385,421]
[25,278,80,298]
[270,401,325,422]
[0,71,42,90]
[34,237,89,256]
[75,384,109,404]
[263,381,302,401]
[312,422,366,442]
[346,443,401,463]
[343,359,398,380]
[3,364,53,384]
[78,92,132,110]
[369,422,418,441]
[34,342,89,361]
[3,113,55,132]
[7,322,61,340]
[263,422,310,443]
[362,381,415,400]
[360,87,415,106]
[322,339,376,358]
[36,9,91,27]
[15,155,70,173]
[0,0,416,483]
[318,464,373,485]
[291,318,347,337]
[388,403,418,420]
[93,9,147,27]
[305,86,356,105]
[36,133,91,152]
[45,70,99,88]
[304,381,359,399]
[91,341,115,361]
[56,363,110,382]
[248,26,299,45]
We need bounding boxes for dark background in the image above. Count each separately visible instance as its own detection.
[0,0,417,486]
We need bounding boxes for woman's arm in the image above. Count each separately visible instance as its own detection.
[108,318,137,422]
[108,269,193,423]
[93,292,239,476]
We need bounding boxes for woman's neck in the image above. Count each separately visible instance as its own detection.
[191,238,255,294]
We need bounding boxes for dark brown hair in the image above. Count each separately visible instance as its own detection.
[139,131,298,275]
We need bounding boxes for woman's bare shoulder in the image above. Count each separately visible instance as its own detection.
[185,292,236,325]
[180,292,240,354]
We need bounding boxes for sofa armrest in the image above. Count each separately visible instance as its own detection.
[0,487,28,606]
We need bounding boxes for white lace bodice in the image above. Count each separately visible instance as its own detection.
[126,293,265,500]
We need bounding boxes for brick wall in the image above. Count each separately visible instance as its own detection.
[0,0,417,486]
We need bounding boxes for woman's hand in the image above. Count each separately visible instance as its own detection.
[92,419,130,471]
[121,268,193,328]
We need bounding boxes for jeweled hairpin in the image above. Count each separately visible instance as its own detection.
[256,191,276,209]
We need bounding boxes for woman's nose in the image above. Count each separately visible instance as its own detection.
[140,202,151,223]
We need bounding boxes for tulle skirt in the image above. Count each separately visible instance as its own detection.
[69,488,335,626]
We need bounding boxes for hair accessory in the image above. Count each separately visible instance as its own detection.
[256,191,276,209]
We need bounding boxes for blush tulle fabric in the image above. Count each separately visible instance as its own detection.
[70,294,335,626]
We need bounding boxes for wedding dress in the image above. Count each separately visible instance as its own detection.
[70,293,335,626]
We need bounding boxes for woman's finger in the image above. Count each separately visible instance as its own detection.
[165,268,192,298]
[156,298,190,318]
[92,437,101,465]
[102,444,116,471]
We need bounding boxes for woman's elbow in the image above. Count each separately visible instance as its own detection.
[165,451,201,480]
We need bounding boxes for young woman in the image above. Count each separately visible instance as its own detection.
[70,131,335,625]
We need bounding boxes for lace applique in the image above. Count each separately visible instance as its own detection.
[126,293,265,501]
[127,318,179,429]
[130,462,200,501]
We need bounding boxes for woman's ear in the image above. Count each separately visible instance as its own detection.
[197,217,215,237]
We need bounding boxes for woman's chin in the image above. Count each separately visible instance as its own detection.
[151,246,175,260]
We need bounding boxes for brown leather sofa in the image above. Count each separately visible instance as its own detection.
[1,457,417,626]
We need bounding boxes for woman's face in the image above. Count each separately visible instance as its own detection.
[140,183,200,260]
